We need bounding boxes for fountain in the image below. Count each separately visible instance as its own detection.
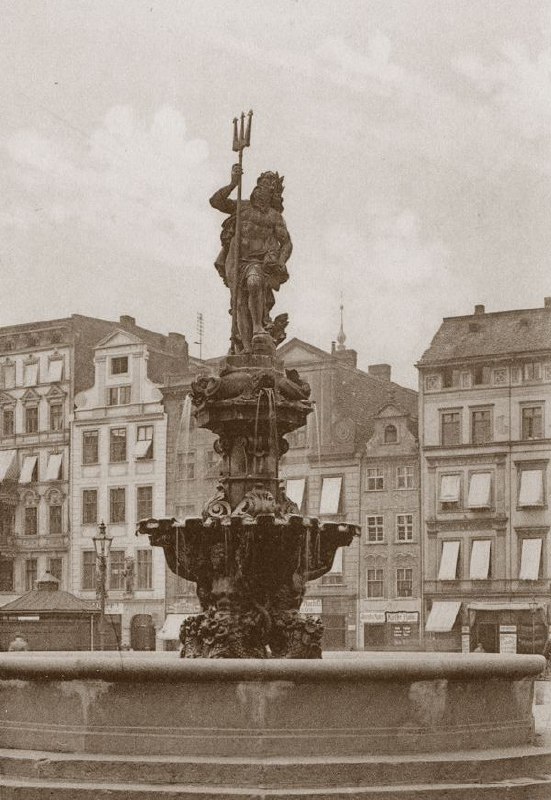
[0,112,548,798]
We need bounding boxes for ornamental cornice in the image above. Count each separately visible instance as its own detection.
[425,452,508,467]
[425,514,508,535]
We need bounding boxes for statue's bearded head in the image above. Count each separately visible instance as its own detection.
[251,171,284,210]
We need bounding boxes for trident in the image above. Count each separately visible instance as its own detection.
[230,109,253,352]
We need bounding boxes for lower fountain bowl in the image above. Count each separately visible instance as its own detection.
[0,651,544,757]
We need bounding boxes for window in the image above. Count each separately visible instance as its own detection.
[206,449,219,474]
[111,356,128,375]
[396,514,413,541]
[49,504,62,535]
[23,362,39,387]
[396,465,414,489]
[82,431,99,465]
[467,472,492,509]
[438,541,460,580]
[366,568,384,598]
[49,403,63,431]
[440,474,461,508]
[521,406,543,440]
[109,550,126,590]
[48,557,62,582]
[518,469,544,507]
[396,568,413,597]
[110,428,127,462]
[469,540,491,580]
[24,506,37,536]
[0,559,14,591]
[25,406,38,434]
[2,407,14,436]
[82,551,96,591]
[25,558,37,591]
[441,411,460,446]
[82,489,98,525]
[473,365,492,385]
[524,362,542,382]
[384,424,398,444]
[287,426,307,448]
[366,516,384,542]
[107,386,131,406]
[137,485,153,520]
[136,425,154,459]
[366,468,384,491]
[442,368,460,388]
[136,550,153,589]
[319,476,342,515]
[110,488,126,523]
[471,408,492,444]
[177,452,195,480]
[519,538,543,580]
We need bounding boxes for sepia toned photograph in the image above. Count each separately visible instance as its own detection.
[0,1,549,796]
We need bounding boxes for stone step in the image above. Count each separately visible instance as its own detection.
[1,746,551,788]
[2,773,551,799]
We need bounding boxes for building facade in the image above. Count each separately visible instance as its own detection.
[0,315,119,607]
[360,402,421,650]
[70,318,189,648]
[418,301,551,654]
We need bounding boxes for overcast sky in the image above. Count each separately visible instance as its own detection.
[0,1,549,387]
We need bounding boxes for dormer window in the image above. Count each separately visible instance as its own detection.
[111,356,128,375]
[384,424,398,444]
[107,386,131,406]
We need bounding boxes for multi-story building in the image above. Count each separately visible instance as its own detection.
[0,315,119,605]
[277,335,418,650]
[418,300,551,654]
[360,401,421,650]
[70,315,189,648]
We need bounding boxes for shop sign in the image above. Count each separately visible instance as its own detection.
[167,599,201,614]
[386,611,419,623]
[461,633,470,654]
[360,611,386,624]
[17,615,39,621]
[300,598,322,615]
[500,625,517,654]
[105,603,123,615]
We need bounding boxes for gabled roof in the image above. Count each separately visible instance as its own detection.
[419,306,551,366]
[277,338,333,363]
[95,328,145,349]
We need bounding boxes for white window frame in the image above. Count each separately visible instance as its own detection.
[396,465,414,490]
[396,514,413,542]
[366,467,384,492]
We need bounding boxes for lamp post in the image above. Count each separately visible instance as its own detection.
[93,520,112,651]
[529,595,538,655]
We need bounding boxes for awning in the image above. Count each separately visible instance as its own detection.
[469,539,491,580]
[286,478,305,508]
[519,538,542,580]
[468,473,492,508]
[157,613,191,640]
[468,602,545,612]
[23,363,39,386]
[46,453,63,481]
[319,476,342,515]
[440,474,460,502]
[47,359,63,383]
[519,470,543,507]
[329,547,343,573]
[135,439,152,459]
[437,540,460,581]
[0,449,18,481]
[19,455,38,484]
[425,601,461,632]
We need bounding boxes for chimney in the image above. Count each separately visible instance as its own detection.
[119,315,136,328]
[544,297,551,309]
[167,332,188,355]
[368,363,391,381]
[474,304,485,315]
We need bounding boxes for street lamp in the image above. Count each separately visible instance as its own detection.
[93,520,112,651]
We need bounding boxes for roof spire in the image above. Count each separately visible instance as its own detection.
[336,293,346,352]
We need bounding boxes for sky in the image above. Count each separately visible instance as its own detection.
[0,0,549,387]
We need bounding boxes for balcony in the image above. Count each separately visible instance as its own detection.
[424,579,550,596]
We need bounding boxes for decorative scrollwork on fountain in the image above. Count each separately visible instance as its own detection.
[202,482,232,521]
[233,482,276,518]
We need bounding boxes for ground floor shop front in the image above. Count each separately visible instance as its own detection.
[425,599,548,654]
